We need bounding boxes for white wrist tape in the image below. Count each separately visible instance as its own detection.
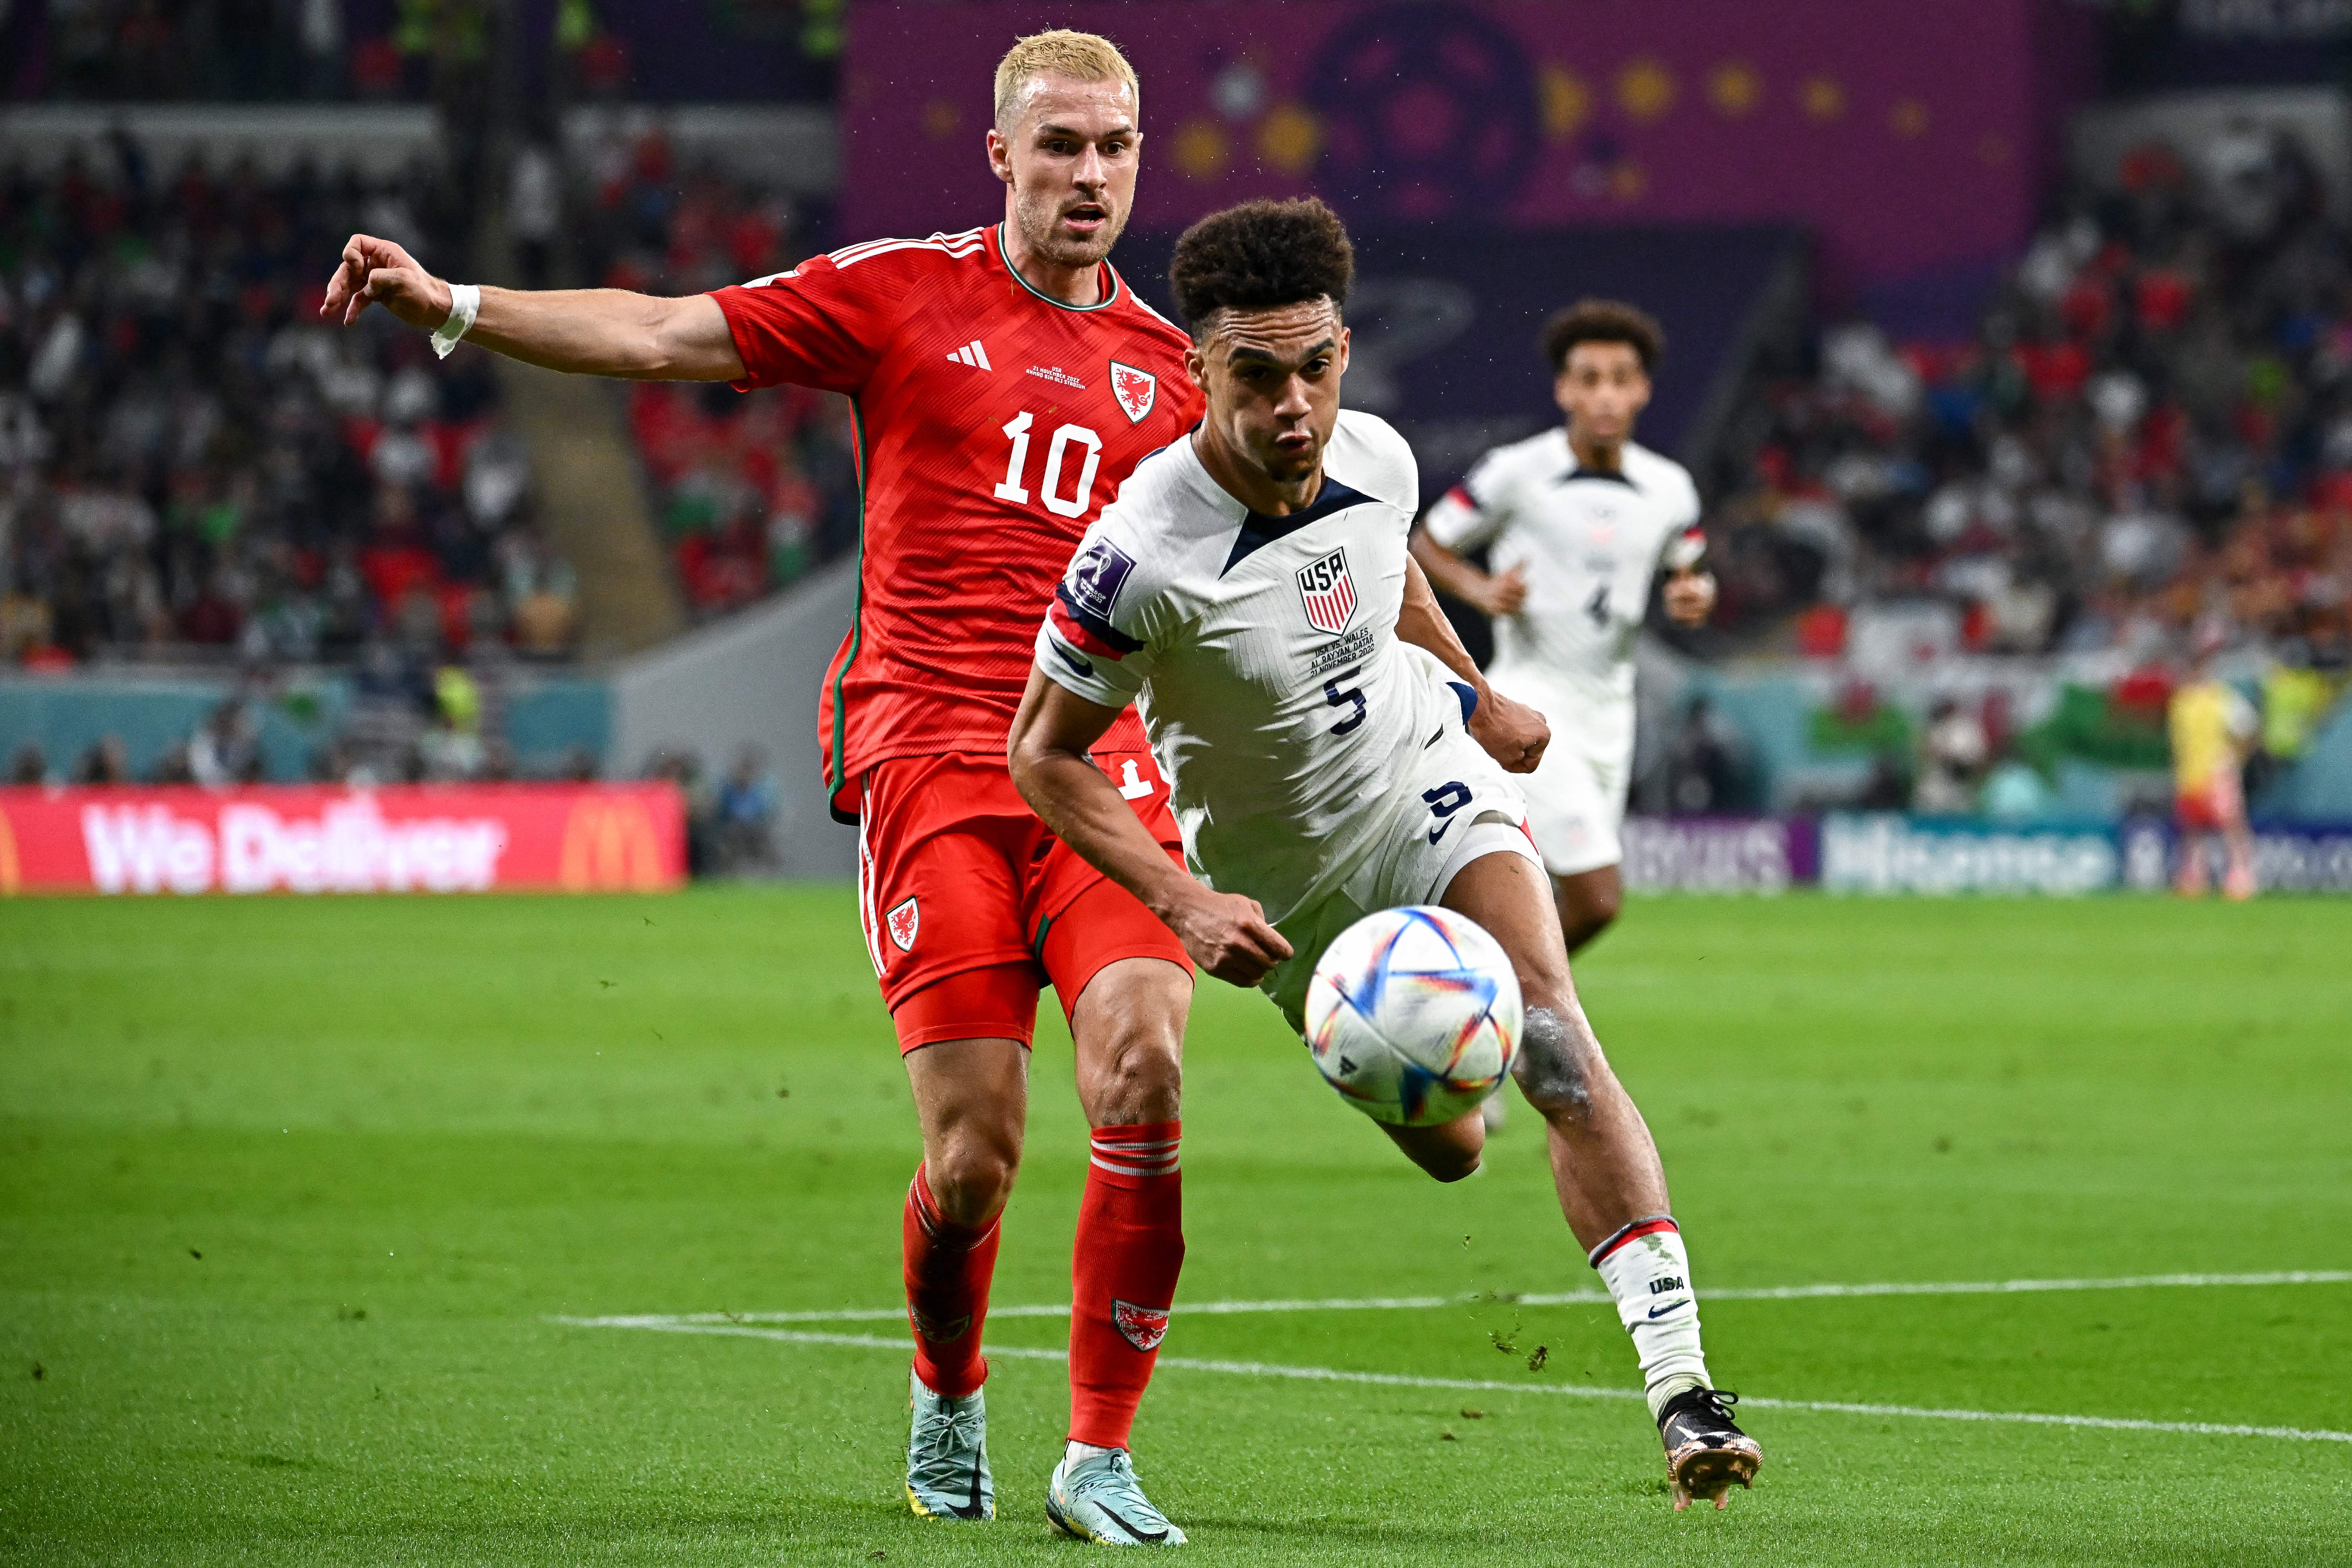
[430,283,481,359]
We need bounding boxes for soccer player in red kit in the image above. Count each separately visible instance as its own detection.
[323,30,1204,1543]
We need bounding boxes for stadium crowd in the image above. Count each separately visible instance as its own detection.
[1705,123,2352,681]
[565,119,860,619]
[0,133,580,673]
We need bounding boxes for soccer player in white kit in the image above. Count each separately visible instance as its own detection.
[1412,301,1718,953]
[1008,199,1760,1512]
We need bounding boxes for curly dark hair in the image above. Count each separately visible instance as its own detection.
[1169,198,1354,333]
[1542,299,1666,375]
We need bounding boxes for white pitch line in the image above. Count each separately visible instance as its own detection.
[549,1318,2352,1446]
[590,1269,2352,1328]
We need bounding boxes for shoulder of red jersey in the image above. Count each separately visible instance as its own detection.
[738,227,993,290]
[1109,280,1193,352]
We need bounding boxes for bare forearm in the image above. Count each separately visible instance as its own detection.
[1398,556,1487,692]
[466,287,739,381]
[1409,531,1490,605]
[1014,749,1195,920]
[326,233,744,382]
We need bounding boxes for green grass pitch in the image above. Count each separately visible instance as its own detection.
[3,888,2349,1565]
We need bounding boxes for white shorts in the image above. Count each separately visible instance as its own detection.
[1259,724,1539,1037]
[1499,677,1633,879]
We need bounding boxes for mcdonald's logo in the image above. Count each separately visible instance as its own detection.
[0,806,17,895]
[559,796,668,891]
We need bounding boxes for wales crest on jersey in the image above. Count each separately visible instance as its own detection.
[1296,547,1358,636]
[1109,361,1157,424]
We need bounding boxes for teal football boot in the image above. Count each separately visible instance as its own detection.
[904,1369,992,1521]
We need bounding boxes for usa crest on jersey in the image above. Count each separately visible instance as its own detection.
[1296,547,1358,636]
[1109,361,1157,424]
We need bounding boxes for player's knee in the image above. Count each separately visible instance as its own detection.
[1081,1033,1183,1126]
[1511,1005,1593,1119]
[927,1139,1021,1226]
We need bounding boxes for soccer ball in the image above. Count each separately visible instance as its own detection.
[1303,906,1521,1126]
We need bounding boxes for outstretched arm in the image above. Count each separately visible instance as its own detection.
[1397,554,1549,774]
[320,233,744,382]
[1410,527,1526,618]
[1007,667,1292,986]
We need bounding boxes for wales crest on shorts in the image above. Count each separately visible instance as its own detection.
[1296,547,1358,636]
[886,897,919,951]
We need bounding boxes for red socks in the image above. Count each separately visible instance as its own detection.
[902,1122,1185,1443]
[902,1164,1000,1399]
[1067,1121,1185,1448]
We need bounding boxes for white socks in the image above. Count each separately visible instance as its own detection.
[1589,1215,1711,1420]
[1066,1439,1120,1467]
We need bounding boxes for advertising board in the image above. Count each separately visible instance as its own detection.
[0,786,686,896]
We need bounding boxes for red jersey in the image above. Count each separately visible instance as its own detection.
[710,224,1203,819]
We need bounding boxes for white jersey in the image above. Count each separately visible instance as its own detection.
[1037,411,1518,930]
[1421,430,1702,712]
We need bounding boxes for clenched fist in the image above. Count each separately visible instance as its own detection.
[321,234,452,332]
[1470,685,1549,774]
[1164,887,1293,987]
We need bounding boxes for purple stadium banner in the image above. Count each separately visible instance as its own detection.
[2120,818,2352,895]
[844,0,2094,287]
[1620,816,1817,893]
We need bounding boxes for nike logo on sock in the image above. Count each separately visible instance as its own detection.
[1646,1298,1691,1320]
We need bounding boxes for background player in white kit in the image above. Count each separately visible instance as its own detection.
[1412,302,1718,953]
[1007,199,1760,1511]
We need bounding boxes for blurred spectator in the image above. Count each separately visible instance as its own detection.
[1914,697,1990,814]
[714,744,780,873]
[186,696,259,786]
[419,663,486,780]
[643,745,714,874]
[1660,696,1748,814]
[74,735,129,783]
[8,742,45,784]
[0,135,573,669]
[508,139,563,290]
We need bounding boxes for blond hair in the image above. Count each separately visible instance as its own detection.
[992,29,1139,130]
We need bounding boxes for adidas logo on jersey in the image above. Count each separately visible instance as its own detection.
[946,339,992,369]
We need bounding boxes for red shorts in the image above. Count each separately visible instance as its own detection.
[856,749,1190,1052]
[2175,774,2243,834]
